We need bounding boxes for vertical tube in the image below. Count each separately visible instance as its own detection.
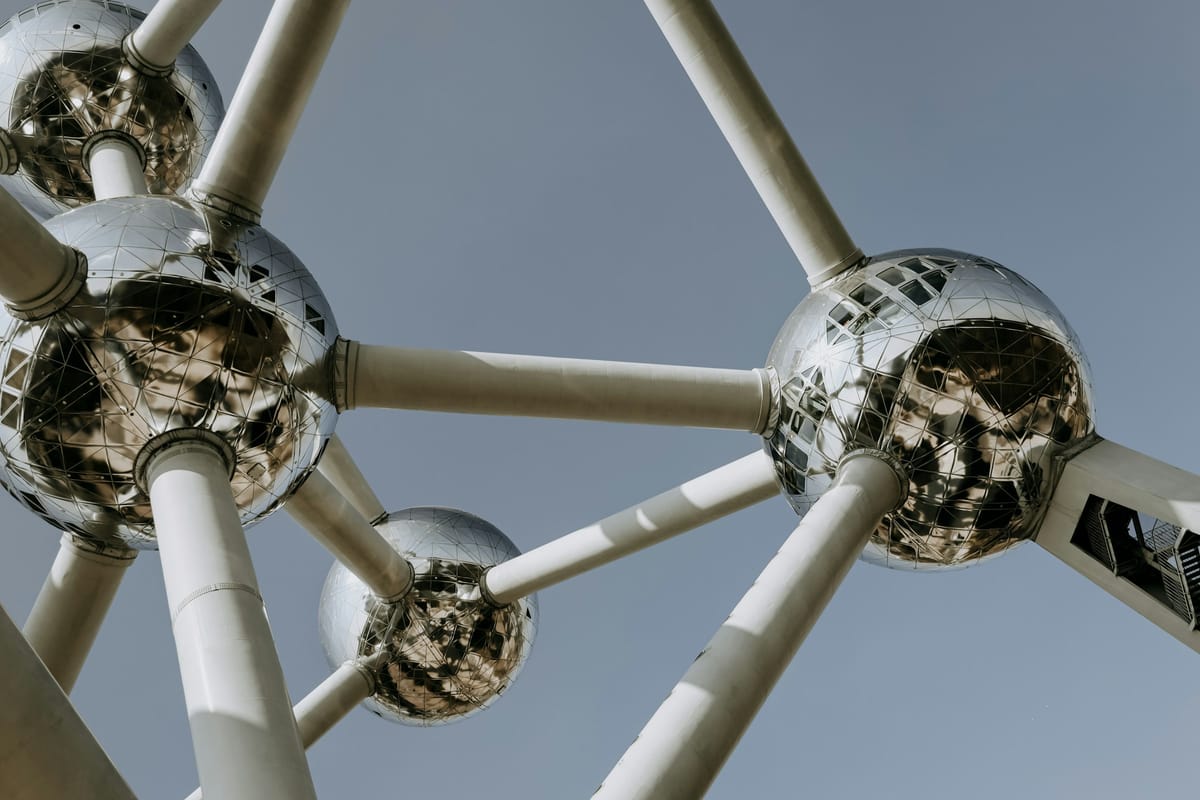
[86,134,148,200]
[190,0,352,222]
[644,0,861,284]
[594,452,902,799]
[286,470,413,601]
[317,434,387,523]
[0,185,84,319]
[0,602,137,800]
[22,534,137,694]
[184,660,374,800]
[145,435,317,800]
[482,450,780,605]
[124,0,224,75]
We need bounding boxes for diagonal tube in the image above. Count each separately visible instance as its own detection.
[23,534,137,694]
[145,433,317,800]
[286,469,413,602]
[482,450,779,605]
[335,340,779,434]
[317,434,387,524]
[645,0,861,284]
[189,0,352,222]
[0,185,86,319]
[184,657,377,800]
[124,0,225,75]
[594,451,902,799]
[0,601,137,800]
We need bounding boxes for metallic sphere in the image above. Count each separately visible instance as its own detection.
[319,507,538,726]
[765,249,1095,569]
[0,0,223,218]
[0,195,338,548]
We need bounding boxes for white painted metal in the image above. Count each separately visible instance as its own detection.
[594,452,902,799]
[88,137,148,200]
[318,434,387,523]
[146,438,317,800]
[125,0,224,72]
[1036,437,1200,653]
[0,602,136,800]
[643,0,861,284]
[483,450,779,604]
[22,533,136,693]
[190,0,352,221]
[184,659,375,800]
[0,185,82,317]
[339,341,777,433]
[286,469,414,601]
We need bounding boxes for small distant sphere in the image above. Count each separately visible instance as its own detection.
[766,250,1095,570]
[0,195,338,547]
[0,0,223,218]
[318,507,538,726]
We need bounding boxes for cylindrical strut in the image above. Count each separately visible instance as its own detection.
[644,0,862,284]
[190,0,352,221]
[482,450,780,605]
[84,133,148,200]
[317,434,387,523]
[594,451,903,799]
[0,185,86,319]
[23,533,137,694]
[287,469,413,602]
[142,432,316,800]
[123,0,224,75]
[335,340,778,434]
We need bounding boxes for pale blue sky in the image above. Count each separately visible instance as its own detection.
[1,1,1198,797]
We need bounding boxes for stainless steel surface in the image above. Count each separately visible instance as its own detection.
[0,0,222,219]
[765,249,1095,569]
[319,507,538,726]
[0,195,338,548]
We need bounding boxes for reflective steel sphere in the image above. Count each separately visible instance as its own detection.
[766,249,1095,569]
[0,195,338,547]
[0,0,223,218]
[319,507,538,726]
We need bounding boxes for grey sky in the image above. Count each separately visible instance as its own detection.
[0,1,1198,797]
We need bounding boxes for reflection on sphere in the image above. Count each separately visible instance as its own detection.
[0,0,223,218]
[0,195,338,548]
[319,507,538,726]
[766,249,1095,570]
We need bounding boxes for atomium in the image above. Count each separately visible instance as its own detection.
[765,249,1096,569]
[0,194,337,548]
[0,0,222,218]
[319,507,538,726]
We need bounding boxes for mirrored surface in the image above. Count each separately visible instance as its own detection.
[766,249,1095,569]
[0,195,338,548]
[319,507,538,726]
[0,0,222,218]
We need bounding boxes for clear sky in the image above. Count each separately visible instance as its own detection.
[0,1,1198,798]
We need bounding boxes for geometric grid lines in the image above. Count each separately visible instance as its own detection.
[319,507,538,726]
[0,195,338,548]
[0,0,222,219]
[766,249,1096,569]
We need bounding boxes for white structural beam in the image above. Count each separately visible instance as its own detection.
[86,134,148,200]
[124,0,224,75]
[317,434,387,523]
[595,452,903,799]
[0,185,85,319]
[1036,437,1200,653]
[190,0,351,222]
[336,340,778,434]
[287,469,413,602]
[644,0,861,284]
[22,534,137,694]
[0,601,137,800]
[144,434,317,800]
[483,450,779,605]
[184,658,375,800]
